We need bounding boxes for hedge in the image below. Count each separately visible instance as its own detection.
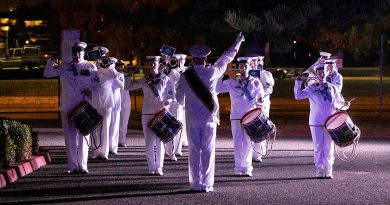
[0,117,39,168]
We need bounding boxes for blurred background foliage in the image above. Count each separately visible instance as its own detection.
[5,0,390,69]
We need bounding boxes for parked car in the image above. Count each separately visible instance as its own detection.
[0,46,45,71]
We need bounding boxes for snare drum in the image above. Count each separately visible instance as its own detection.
[240,108,275,142]
[69,102,103,136]
[325,111,360,147]
[148,109,182,143]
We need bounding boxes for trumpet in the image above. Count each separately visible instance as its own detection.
[292,76,319,81]
[100,56,112,68]
[301,51,332,75]
[160,55,179,70]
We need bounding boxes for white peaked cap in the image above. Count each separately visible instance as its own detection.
[146,56,161,61]
[76,42,87,49]
[109,57,118,64]
[93,46,109,54]
[237,57,252,64]
[325,59,337,64]
[174,54,187,60]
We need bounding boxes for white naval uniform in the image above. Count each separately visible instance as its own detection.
[91,65,120,159]
[44,59,97,172]
[253,70,274,160]
[165,69,185,158]
[109,70,125,154]
[294,80,345,177]
[176,47,239,191]
[129,74,173,174]
[217,76,264,175]
[119,75,132,146]
[326,72,343,93]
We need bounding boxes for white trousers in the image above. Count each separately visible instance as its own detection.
[119,105,131,145]
[142,114,165,172]
[109,110,121,153]
[60,111,90,172]
[166,103,185,156]
[92,108,111,158]
[179,106,188,147]
[188,122,216,191]
[231,120,253,174]
[310,126,335,176]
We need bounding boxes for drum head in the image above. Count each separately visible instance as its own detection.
[241,108,262,124]
[325,112,348,129]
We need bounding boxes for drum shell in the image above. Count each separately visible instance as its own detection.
[240,108,275,143]
[148,109,182,143]
[69,102,103,136]
[325,111,360,147]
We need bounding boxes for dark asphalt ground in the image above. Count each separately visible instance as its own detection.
[1,129,390,205]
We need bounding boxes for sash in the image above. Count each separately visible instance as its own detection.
[238,78,253,101]
[183,68,216,114]
[146,77,160,97]
[70,62,78,76]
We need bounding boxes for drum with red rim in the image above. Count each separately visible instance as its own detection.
[325,111,360,147]
[148,108,182,143]
[240,108,275,142]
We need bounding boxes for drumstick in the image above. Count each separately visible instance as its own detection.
[347,97,356,103]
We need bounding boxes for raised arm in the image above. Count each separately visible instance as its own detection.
[43,59,60,78]
[294,79,309,100]
[214,32,245,76]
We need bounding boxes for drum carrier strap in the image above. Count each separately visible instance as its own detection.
[183,68,216,113]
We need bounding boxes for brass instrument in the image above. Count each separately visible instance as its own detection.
[100,56,112,68]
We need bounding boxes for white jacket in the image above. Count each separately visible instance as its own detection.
[44,59,98,113]
[217,76,264,119]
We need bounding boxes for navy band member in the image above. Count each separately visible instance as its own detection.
[217,57,264,177]
[294,63,350,179]
[165,54,188,160]
[117,60,133,147]
[249,55,274,162]
[176,32,245,192]
[44,42,97,174]
[129,56,174,175]
[325,59,343,93]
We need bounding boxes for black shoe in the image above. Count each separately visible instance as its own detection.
[79,169,89,174]
[65,169,78,174]
[118,143,127,147]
